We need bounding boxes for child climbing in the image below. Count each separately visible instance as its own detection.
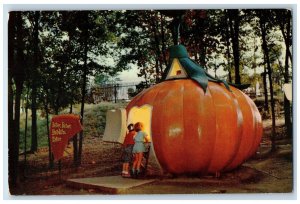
[121,123,136,178]
[132,122,151,178]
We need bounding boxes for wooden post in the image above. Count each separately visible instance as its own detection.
[58,160,62,181]
[45,103,54,169]
[73,133,78,166]
[23,96,28,178]
[114,84,117,103]
[23,85,30,179]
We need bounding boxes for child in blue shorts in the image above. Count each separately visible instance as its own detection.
[132,122,150,177]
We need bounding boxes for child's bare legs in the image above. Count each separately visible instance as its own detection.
[136,152,143,172]
[132,152,143,176]
[132,153,138,172]
[122,162,131,177]
[122,162,129,173]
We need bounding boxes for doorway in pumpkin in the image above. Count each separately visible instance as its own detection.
[127,104,153,140]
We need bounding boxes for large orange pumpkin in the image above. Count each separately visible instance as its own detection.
[126,45,263,175]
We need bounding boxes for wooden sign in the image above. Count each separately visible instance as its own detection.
[50,114,83,161]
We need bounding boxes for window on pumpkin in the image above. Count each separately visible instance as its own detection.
[166,58,188,80]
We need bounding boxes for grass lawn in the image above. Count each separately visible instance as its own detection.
[19,102,127,152]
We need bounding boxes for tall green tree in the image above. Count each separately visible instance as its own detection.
[257,9,277,151]
[116,10,172,84]
[30,11,40,152]
[40,11,83,166]
[61,11,118,165]
[274,9,292,136]
[227,9,241,84]
[181,10,220,69]
[8,11,27,187]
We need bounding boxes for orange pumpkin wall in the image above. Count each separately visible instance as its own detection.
[126,79,263,175]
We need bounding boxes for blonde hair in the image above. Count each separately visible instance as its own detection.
[134,122,144,132]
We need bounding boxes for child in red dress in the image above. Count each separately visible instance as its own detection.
[121,124,136,178]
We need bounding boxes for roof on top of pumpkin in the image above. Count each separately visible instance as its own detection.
[162,44,250,92]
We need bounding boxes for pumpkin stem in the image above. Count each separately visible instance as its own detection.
[159,10,186,45]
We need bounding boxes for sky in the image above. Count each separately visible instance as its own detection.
[98,54,143,83]
[118,66,143,83]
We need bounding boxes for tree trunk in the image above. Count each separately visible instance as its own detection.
[228,9,241,84]
[73,133,78,165]
[194,47,198,62]
[262,69,269,112]
[9,12,25,187]
[225,15,232,83]
[278,12,293,64]
[78,69,87,165]
[69,103,73,114]
[45,103,54,168]
[8,78,16,186]
[155,58,160,83]
[23,86,30,176]
[43,89,54,168]
[78,16,89,165]
[12,82,23,186]
[8,11,16,187]
[214,60,217,78]
[170,16,181,45]
[69,91,78,165]
[260,15,276,151]
[199,45,206,68]
[283,96,291,135]
[30,11,40,152]
[153,13,162,82]
[160,13,168,68]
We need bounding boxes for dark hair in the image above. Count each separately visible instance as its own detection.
[127,123,134,131]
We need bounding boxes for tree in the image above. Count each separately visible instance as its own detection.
[8,11,17,187]
[261,63,269,112]
[38,11,82,167]
[8,11,27,187]
[116,10,172,84]
[180,10,219,69]
[60,11,118,165]
[217,9,234,83]
[257,10,277,151]
[30,11,40,152]
[274,9,292,136]
[227,9,241,84]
